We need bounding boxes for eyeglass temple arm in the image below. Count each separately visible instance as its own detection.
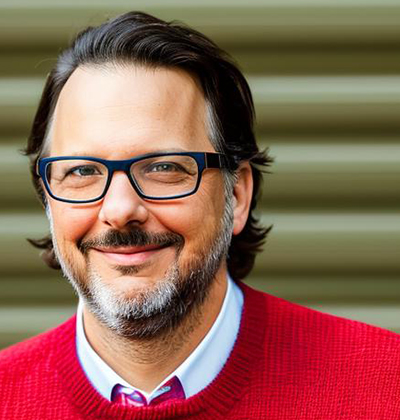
[205,153,233,169]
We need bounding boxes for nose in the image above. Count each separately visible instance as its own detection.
[98,172,149,229]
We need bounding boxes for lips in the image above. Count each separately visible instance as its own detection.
[92,244,169,265]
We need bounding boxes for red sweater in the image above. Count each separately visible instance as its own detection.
[1,283,400,419]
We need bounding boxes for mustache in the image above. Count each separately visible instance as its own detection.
[78,228,184,254]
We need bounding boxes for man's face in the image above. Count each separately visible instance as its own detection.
[46,64,233,337]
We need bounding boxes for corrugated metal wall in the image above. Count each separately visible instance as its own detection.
[1,0,399,349]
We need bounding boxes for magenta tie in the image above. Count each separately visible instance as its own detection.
[111,376,185,407]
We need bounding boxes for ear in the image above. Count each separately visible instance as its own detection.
[232,162,253,236]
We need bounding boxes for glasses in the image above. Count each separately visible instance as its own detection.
[37,152,232,203]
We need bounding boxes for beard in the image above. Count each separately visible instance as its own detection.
[48,196,234,339]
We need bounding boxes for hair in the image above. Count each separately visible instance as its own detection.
[24,11,272,280]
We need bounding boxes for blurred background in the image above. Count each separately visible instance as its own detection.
[0,0,399,349]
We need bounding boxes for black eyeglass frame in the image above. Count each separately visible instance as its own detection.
[36,151,233,203]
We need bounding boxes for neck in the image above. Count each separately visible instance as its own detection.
[82,269,228,393]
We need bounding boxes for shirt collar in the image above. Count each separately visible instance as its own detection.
[76,275,243,401]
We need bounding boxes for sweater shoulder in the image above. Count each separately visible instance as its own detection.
[0,315,76,374]
[240,283,400,412]
[241,283,400,355]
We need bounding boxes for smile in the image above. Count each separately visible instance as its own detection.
[92,244,169,265]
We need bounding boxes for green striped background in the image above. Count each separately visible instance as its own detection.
[1,0,399,349]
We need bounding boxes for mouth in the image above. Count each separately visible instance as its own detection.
[91,244,170,265]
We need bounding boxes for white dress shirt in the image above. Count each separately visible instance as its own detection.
[76,275,244,401]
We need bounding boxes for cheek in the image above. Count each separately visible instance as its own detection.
[50,203,99,247]
[154,188,224,250]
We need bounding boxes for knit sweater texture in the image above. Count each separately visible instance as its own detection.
[1,283,400,419]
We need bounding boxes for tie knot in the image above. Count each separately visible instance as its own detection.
[111,376,186,407]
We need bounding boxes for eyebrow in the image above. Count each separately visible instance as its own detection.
[65,148,188,158]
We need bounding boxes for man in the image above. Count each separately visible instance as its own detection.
[1,11,400,420]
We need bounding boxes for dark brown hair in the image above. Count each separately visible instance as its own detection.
[25,11,272,280]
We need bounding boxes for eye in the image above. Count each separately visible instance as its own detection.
[67,165,101,177]
[148,162,184,173]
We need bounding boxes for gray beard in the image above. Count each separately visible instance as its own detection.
[48,196,234,339]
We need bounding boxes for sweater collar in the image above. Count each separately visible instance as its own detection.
[75,275,244,401]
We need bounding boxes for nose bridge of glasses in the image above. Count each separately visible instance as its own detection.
[106,159,133,176]
[106,158,142,195]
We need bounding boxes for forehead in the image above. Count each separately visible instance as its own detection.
[50,64,213,157]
